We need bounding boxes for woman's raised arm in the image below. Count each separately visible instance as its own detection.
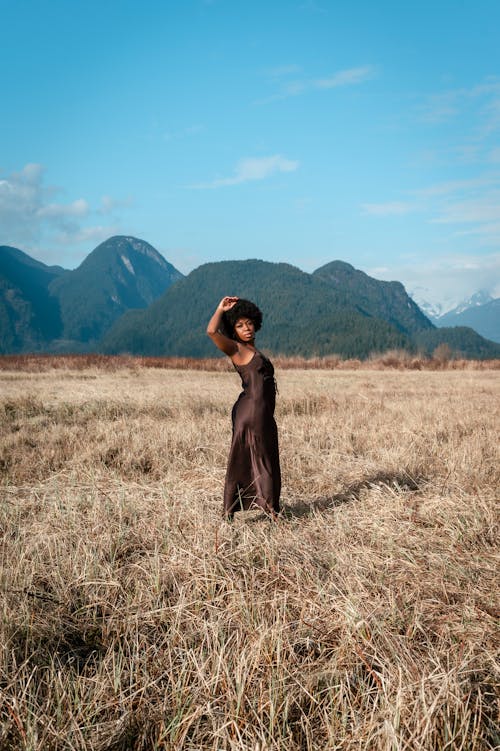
[206,297,239,356]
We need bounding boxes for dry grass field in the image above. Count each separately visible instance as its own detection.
[0,358,498,750]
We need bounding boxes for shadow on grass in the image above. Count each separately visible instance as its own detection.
[281,470,427,520]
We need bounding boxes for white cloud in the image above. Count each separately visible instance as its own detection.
[431,191,500,225]
[0,163,127,252]
[399,78,500,252]
[258,64,377,103]
[418,91,460,123]
[99,195,134,214]
[418,77,500,133]
[450,221,500,251]
[480,93,500,137]
[455,221,500,238]
[362,201,415,216]
[191,154,299,189]
[54,225,121,246]
[366,252,500,303]
[363,173,500,249]
[0,163,52,244]
[37,198,89,219]
[266,64,302,78]
[281,80,307,97]
[413,175,498,198]
[414,175,500,233]
[17,163,45,184]
[314,66,376,89]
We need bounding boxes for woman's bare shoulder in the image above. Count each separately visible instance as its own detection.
[231,345,256,367]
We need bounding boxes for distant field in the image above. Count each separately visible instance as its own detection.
[0,363,498,750]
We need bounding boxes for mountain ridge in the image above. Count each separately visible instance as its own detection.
[48,236,184,346]
[314,261,433,334]
[0,237,184,352]
[0,245,65,353]
[101,258,414,358]
[1,238,499,358]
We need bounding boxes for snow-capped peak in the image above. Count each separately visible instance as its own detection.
[451,290,494,315]
[409,286,462,319]
[409,287,496,320]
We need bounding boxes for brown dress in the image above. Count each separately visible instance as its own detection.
[223,350,281,517]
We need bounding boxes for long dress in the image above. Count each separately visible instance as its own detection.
[223,350,281,517]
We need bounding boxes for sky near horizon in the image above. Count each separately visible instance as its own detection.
[1,0,500,302]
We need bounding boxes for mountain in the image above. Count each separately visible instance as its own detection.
[2,242,499,359]
[410,288,495,322]
[409,286,465,320]
[102,259,500,359]
[101,259,422,358]
[313,261,433,334]
[0,237,183,353]
[441,290,495,317]
[414,326,500,359]
[0,245,65,353]
[409,287,500,344]
[49,236,184,347]
[435,296,500,343]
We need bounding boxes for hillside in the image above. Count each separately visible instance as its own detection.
[101,259,414,358]
[2,240,499,359]
[49,236,184,346]
[414,325,500,359]
[313,261,433,334]
[0,245,65,353]
[101,258,500,360]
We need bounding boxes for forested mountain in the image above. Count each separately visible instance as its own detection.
[49,236,184,346]
[414,326,500,358]
[313,261,433,334]
[0,245,65,353]
[101,258,500,359]
[1,239,499,358]
[100,259,417,358]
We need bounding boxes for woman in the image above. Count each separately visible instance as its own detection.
[206,296,281,520]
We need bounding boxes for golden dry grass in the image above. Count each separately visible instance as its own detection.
[1,352,499,372]
[0,361,499,750]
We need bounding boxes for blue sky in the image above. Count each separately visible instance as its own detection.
[1,0,499,302]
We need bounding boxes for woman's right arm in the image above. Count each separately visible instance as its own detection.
[206,297,239,356]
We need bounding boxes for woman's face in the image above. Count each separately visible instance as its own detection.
[234,317,255,343]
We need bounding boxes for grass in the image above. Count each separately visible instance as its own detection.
[0,359,498,749]
[1,351,499,372]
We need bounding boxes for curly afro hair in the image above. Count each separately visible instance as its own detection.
[222,298,263,339]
